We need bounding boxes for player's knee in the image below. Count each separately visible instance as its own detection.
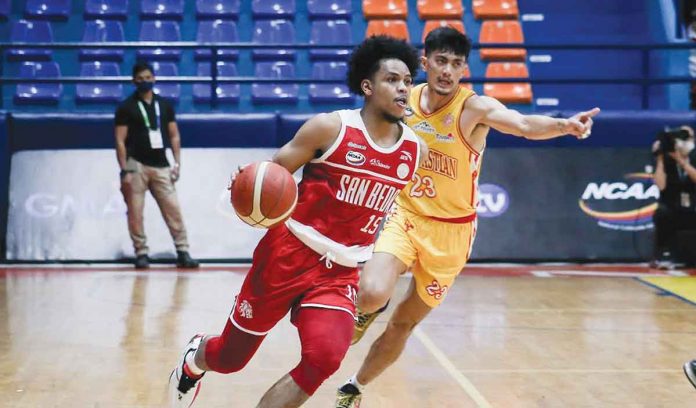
[386,318,419,339]
[358,283,391,313]
[290,340,348,395]
[204,335,256,374]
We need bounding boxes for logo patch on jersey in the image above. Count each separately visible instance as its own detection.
[370,158,390,170]
[347,141,367,151]
[396,163,410,179]
[400,151,413,162]
[412,121,436,134]
[346,151,366,166]
[435,133,456,143]
[404,106,414,117]
[422,149,458,180]
[442,113,454,127]
[238,300,253,319]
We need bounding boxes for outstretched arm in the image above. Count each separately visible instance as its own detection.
[468,95,600,140]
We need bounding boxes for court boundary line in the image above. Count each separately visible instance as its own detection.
[634,277,696,308]
[413,327,492,408]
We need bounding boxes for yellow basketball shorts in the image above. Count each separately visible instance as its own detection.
[374,206,477,308]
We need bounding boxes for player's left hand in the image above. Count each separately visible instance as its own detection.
[568,107,601,139]
[170,164,180,182]
[227,165,245,193]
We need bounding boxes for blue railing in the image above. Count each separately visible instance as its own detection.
[0,41,693,110]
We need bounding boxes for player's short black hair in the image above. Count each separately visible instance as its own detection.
[424,27,472,59]
[347,35,420,95]
[132,61,154,78]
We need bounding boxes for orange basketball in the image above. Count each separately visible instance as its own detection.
[230,161,298,228]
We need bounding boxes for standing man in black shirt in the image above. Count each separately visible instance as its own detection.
[115,61,199,269]
[651,125,696,269]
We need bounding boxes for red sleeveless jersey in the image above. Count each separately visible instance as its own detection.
[286,109,421,267]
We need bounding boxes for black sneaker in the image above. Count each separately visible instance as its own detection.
[335,383,362,408]
[134,254,149,269]
[176,251,199,268]
[684,360,696,390]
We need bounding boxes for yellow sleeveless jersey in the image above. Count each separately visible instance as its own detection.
[398,84,482,219]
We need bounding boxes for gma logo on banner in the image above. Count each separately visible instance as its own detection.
[578,173,658,231]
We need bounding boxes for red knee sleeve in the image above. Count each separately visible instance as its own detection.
[204,318,265,374]
[289,308,354,395]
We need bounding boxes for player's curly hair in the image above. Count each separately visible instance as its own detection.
[424,26,472,59]
[347,35,420,95]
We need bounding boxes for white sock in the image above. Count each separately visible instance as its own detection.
[184,350,205,376]
[348,374,365,392]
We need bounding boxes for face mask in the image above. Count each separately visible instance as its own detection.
[135,80,154,93]
[676,139,695,155]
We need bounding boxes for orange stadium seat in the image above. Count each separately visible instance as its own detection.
[472,0,519,20]
[460,65,472,90]
[484,62,532,104]
[366,20,409,41]
[421,20,466,42]
[416,0,464,20]
[363,0,407,19]
[479,20,526,61]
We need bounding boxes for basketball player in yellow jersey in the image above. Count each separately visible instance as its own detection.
[335,27,600,407]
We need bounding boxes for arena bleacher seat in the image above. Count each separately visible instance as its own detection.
[137,20,181,61]
[195,20,239,61]
[193,62,240,103]
[76,61,123,103]
[79,20,125,61]
[416,0,464,20]
[84,0,128,20]
[252,19,296,61]
[309,20,352,61]
[252,61,299,104]
[196,0,240,19]
[7,20,53,61]
[309,61,353,104]
[25,0,70,20]
[307,0,351,19]
[15,62,63,104]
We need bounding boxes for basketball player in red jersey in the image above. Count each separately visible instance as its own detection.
[168,36,428,407]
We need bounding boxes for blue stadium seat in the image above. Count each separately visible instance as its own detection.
[0,0,10,19]
[141,0,184,19]
[252,0,295,19]
[307,0,351,19]
[25,0,70,20]
[76,61,123,103]
[309,62,353,104]
[79,20,125,61]
[137,21,181,61]
[532,85,643,110]
[309,20,351,61]
[252,62,299,104]
[252,20,296,61]
[7,20,53,61]
[196,0,240,19]
[195,20,239,61]
[151,62,181,103]
[194,62,240,103]
[15,62,62,104]
[84,0,128,20]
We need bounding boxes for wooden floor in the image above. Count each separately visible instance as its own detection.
[1,264,696,407]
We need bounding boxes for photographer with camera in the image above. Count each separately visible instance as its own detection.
[651,125,696,269]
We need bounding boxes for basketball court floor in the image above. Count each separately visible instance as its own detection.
[1,263,695,407]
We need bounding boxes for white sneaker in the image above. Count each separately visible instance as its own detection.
[168,334,206,407]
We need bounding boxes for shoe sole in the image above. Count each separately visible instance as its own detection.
[684,362,696,390]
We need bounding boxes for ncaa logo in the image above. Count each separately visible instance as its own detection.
[346,151,366,166]
[477,183,509,218]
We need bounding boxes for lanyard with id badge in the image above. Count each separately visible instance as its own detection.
[137,100,164,149]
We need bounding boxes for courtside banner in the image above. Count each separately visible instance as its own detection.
[473,147,656,261]
[6,148,274,260]
[6,147,657,261]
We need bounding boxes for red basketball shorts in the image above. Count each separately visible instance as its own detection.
[230,224,359,336]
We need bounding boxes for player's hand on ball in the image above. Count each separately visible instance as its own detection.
[568,107,600,139]
[227,165,245,192]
